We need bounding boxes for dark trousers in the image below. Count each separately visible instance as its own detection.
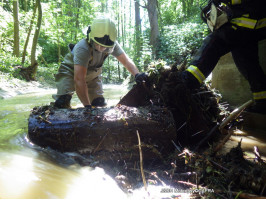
[190,24,266,93]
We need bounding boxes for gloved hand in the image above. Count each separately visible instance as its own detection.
[84,105,92,110]
[135,73,148,84]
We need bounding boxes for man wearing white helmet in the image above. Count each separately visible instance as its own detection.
[52,16,147,108]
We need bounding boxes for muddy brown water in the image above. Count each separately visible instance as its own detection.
[221,129,266,160]
[0,85,265,198]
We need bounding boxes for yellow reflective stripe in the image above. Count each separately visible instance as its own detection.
[231,17,257,29]
[231,0,241,5]
[186,65,205,84]
[231,17,266,29]
[221,2,227,7]
[253,91,266,100]
[256,18,266,29]
[231,25,237,30]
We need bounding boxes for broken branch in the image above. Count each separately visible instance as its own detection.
[137,130,147,191]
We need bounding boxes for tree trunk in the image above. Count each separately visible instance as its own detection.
[74,0,81,42]
[22,3,37,64]
[107,57,110,83]
[101,0,106,12]
[117,1,121,82]
[55,1,63,63]
[13,0,20,57]
[28,105,176,161]
[181,0,194,18]
[27,0,42,81]
[25,0,27,11]
[117,61,121,81]
[181,0,187,17]
[147,0,160,58]
[134,0,142,66]
[122,0,127,79]
[19,0,27,11]
[55,10,61,63]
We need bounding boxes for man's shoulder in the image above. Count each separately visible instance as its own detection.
[112,41,125,56]
[75,39,90,51]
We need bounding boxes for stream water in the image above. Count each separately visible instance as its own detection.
[0,85,134,199]
[0,85,265,199]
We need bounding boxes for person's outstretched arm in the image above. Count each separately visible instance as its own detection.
[74,64,91,107]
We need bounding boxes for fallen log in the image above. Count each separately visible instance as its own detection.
[28,104,176,162]
[28,61,228,166]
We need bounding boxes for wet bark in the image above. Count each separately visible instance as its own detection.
[28,105,176,159]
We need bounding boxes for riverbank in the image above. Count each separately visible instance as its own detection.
[0,72,54,99]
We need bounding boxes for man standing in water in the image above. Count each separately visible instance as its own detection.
[52,16,147,108]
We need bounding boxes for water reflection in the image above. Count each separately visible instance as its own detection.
[66,167,127,199]
[0,151,72,198]
[0,84,130,199]
[0,150,128,199]
[222,129,266,159]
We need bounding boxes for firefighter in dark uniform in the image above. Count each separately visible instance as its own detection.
[178,0,266,114]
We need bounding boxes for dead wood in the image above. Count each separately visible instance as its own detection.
[253,146,266,166]
[196,100,253,152]
[187,142,266,197]
[212,129,234,154]
[194,124,219,151]
[136,130,147,191]
[219,100,253,130]
[118,83,152,107]
[27,60,266,198]
[28,104,176,164]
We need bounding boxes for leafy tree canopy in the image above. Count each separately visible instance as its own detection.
[0,0,208,84]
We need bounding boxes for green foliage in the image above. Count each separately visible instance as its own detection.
[0,51,22,77]
[36,63,58,86]
[0,7,31,79]
[102,56,128,84]
[0,7,14,54]
[38,32,68,64]
[146,59,169,85]
[159,0,205,25]
[38,1,99,64]
[159,0,183,25]
[0,0,210,84]
[157,20,209,64]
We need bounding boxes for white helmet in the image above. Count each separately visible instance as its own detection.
[89,16,117,47]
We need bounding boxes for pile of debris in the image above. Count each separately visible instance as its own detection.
[28,60,266,198]
[119,60,229,148]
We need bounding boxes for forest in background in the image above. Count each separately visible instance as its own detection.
[0,0,209,85]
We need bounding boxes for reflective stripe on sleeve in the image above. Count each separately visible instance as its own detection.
[186,65,205,84]
[253,91,266,100]
[231,0,241,5]
[231,17,257,29]
[231,17,266,29]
